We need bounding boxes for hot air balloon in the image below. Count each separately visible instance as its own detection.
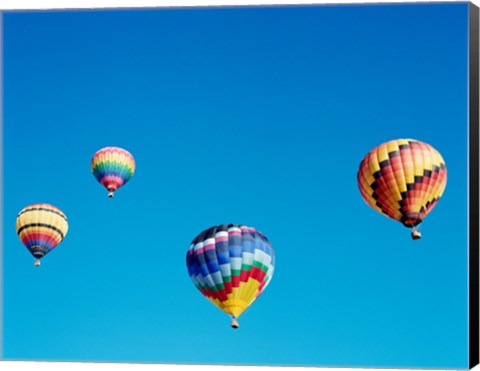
[91,146,135,198]
[186,224,275,329]
[16,203,69,267]
[357,139,447,240]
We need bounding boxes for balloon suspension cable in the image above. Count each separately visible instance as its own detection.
[411,227,422,240]
[231,317,239,329]
[34,259,41,267]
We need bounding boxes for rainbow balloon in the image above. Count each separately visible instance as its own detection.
[91,146,135,198]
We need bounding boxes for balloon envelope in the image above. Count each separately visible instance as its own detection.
[16,203,68,266]
[91,146,135,197]
[357,138,447,238]
[186,224,275,327]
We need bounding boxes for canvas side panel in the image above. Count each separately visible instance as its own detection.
[0,10,4,361]
[469,2,479,369]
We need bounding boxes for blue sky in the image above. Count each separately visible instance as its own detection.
[1,2,471,368]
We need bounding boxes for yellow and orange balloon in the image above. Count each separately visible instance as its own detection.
[357,139,447,239]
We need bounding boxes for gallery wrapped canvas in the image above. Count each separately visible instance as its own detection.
[0,1,479,370]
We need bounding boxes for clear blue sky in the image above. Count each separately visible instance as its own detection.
[1,2,471,369]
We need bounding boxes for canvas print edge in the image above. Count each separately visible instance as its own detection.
[469,2,479,369]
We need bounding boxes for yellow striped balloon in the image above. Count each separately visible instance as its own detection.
[16,204,69,266]
[357,139,447,240]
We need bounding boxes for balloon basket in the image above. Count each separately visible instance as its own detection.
[411,229,422,240]
[108,192,114,198]
[34,260,41,267]
[231,318,239,329]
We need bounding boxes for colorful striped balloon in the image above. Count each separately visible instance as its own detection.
[16,204,69,267]
[186,224,275,328]
[357,139,447,240]
[91,146,135,198]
